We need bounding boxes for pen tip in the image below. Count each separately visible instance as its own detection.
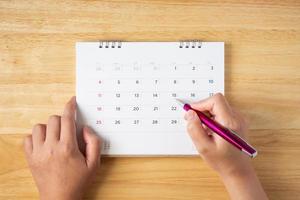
[175,98,186,107]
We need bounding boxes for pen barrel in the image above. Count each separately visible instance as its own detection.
[184,104,257,157]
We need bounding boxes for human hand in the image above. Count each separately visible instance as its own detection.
[23,97,102,200]
[184,93,252,178]
[184,93,268,199]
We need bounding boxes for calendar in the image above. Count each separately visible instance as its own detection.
[76,41,224,155]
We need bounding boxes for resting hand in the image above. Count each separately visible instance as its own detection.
[23,97,102,200]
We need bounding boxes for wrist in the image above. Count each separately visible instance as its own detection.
[218,163,269,200]
[218,160,255,181]
[219,164,256,184]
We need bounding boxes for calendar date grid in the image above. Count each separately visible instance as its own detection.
[88,91,215,103]
[91,77,217,88]
[87,117,187,133]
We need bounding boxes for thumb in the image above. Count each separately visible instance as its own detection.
[185,110,214,154]
[83,126,102,169]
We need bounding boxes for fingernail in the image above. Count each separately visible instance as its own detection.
[86,125,96,135]
[71,96,76,108]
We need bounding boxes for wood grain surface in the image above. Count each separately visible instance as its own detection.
[0,0,300,199]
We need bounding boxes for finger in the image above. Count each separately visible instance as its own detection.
[185,110,214,153]
[232,108,249,129]
[32,124,46,148]
[60,97,77,145]
[191,93,233,121]
[201,123,212,135]
[229,108,249,140]
[23,135,33,157]
[63,96,76,120]
[83,126,102,169]
[46,115,61,142]
[60,116,77,145]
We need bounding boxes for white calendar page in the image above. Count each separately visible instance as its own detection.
[76,42,224,155]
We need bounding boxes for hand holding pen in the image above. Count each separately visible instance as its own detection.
[180,93,267,200]
[180,93,254,175]
[177,98,257,158]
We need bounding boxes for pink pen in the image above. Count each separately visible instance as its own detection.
[176,99,257,158]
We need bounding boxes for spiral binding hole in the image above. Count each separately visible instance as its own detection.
[192,41,196,48]
[185,42,189,48]
[179,41,183,48]
[197,41,202,48]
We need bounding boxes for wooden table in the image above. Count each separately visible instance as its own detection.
[0,1,299,199]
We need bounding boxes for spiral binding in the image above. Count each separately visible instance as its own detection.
[99,40,201,48]
[179,40,202,48]
[99,41,122,48]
